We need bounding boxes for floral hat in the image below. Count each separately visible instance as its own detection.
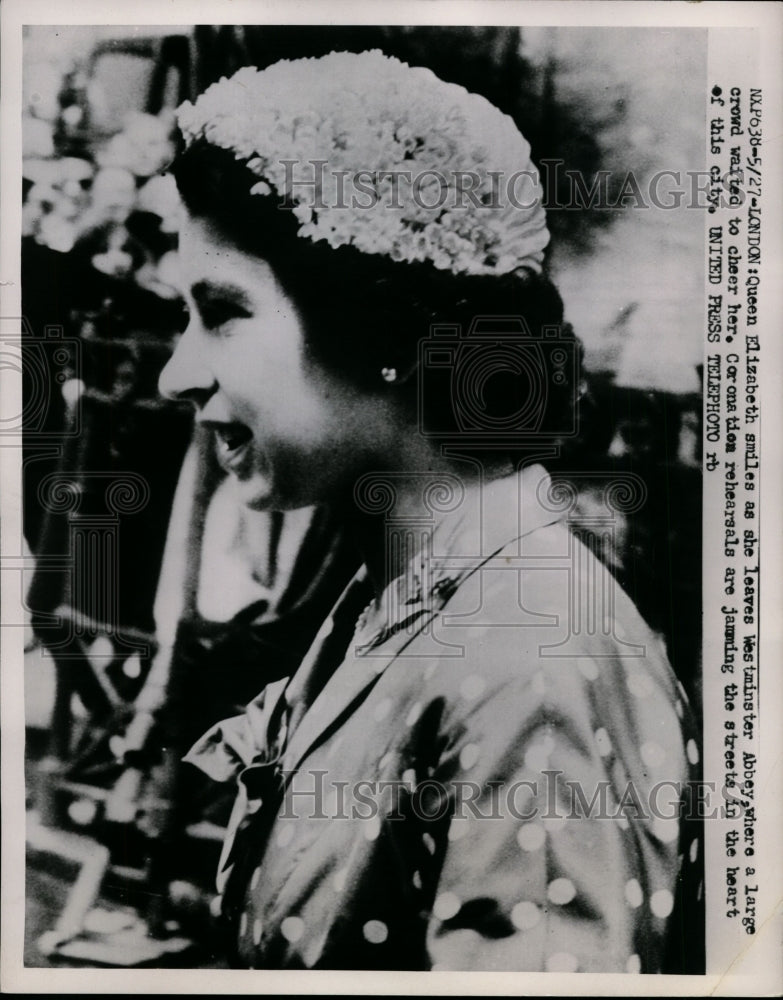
[177,50,550,277]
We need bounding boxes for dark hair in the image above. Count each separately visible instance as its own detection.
[171,139,580,454]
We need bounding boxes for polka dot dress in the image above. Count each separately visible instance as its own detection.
[189,471,703,971]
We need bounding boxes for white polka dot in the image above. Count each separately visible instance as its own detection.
[333,868,347,892]
[412,870,422,890]
[276,824,294,848]
[532,671,547,694]
[88,635,114,663]
[689,838,699,864]
[448,819,468,842]
[626,953,641,974]
[511,901,541,931]
[594,728,612,756]
[433,892,461,921]
[459,743,481,770]
[641,742,665,768]
[406,702,423,726]
[422,832,437,855]
[401,768,417,788]
[363,816,381,841]
[624,878,643,908]
[363,919,388,944]
[650,888,674,919]
[252,918,263,945]
[68,798,97,826]
[578,659,599,681]
[209,894,223,918]
[687,739,700,765]
[373,699,392,722]
[250,867,261,891]
[652,816,680,844]
[547,878,576,905]
[517,823,546,852]
[546,951,579,972]
[626,671,654,698]
[239,912,248,938]
[460,674,486,700]
[281,916,305,942]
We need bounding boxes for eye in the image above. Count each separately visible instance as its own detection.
[199,299,253,332]
[190,281,254,334]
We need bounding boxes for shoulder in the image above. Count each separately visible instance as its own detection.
[411,519,687,752]
[433,519,664,671]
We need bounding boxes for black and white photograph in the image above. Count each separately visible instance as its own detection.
[1,2,781,994]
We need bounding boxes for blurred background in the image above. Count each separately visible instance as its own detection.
[20,24,705,968]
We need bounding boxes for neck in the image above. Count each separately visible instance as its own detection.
[343,448,515,599]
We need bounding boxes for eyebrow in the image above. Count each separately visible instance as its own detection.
[190,280,253,312]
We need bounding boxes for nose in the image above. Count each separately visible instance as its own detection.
[158,326,216,407]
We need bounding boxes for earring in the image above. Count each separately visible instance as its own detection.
[380,367,397,383]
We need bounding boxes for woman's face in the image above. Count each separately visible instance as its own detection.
[159,215,394,510]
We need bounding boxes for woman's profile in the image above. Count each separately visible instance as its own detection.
[158,50,701,972]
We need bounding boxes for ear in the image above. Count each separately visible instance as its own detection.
[380,358,419,387]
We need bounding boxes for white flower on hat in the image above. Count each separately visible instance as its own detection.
[177,50,549,276]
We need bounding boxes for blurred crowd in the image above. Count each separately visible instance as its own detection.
[21,42,192,562]
[23,107,182,303]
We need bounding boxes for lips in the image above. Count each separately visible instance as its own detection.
[206,421,255,473]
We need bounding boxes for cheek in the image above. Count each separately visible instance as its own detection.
[216,338,285,398]
[222,354,329,435]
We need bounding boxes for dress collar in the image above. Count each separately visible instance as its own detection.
[353,462,562,651]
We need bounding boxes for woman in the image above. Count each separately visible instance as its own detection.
[159,51,701,972]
